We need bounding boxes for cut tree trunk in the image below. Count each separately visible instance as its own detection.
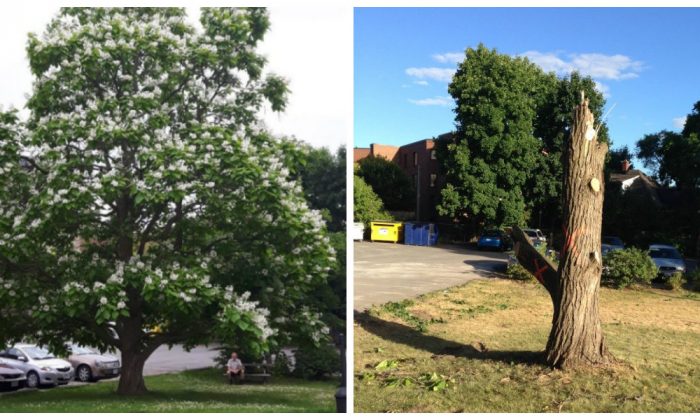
[514,92,612,369]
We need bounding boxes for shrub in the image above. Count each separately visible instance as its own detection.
[686,269,700,292]
[292,343,341,380]
[665,272,686,291]
[354,175,392,225]
[272,351,294,376]
[602,248,658,288]
[506,263,536,282]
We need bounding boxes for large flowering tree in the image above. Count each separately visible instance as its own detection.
[0,7,336,395]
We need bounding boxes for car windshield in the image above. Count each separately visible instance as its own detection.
[21,346,55,360]
[649,248,682,260]
[71,346,98,355]
[602,236,624,246]
[483,230,501,237]
[524,230,537,238]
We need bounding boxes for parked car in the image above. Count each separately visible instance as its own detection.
[602,236,625,255]
[648,244,686,278]
[0,360,26,391]
[522,228,547,247]
[477,228,512,251]
[68,344,121,382]
[0,344,73,388]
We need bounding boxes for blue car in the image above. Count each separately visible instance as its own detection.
[477,229,512,251]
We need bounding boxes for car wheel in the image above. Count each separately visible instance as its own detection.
[77,365,93,382]
[26,371,39,388]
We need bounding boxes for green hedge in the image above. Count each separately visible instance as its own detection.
[602,248,658,288]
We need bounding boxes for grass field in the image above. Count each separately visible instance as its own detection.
[0,368,337,412]
[354,279,700,413]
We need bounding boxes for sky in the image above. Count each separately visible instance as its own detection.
[0,5,348,151]
[354,7,700,168]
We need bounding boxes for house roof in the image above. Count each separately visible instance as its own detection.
[609,169,643,183]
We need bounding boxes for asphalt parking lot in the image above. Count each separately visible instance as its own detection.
[354,241,508,310]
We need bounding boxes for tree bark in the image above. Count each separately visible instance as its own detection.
[117,347,148,395]
[546,93,611,368]
[514,93,612,369]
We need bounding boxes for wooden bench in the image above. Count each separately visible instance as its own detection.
[224,362,272,384]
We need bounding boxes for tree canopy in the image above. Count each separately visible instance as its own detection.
[437,44,609,230]
[356,155,415,211]
[0,7,336,394]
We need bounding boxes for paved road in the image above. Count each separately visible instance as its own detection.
[354,241,508,310]
[142,344,220,375]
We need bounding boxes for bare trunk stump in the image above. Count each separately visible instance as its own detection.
[515,92,612,369]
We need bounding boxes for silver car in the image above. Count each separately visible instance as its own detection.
[648,244,686,278]
[0,344,74,388]
[68,344,121,382]
[523,228,547,247]
[0,360,26,390]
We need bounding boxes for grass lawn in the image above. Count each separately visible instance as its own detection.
[0,368,337,412]
[354,279,700,413]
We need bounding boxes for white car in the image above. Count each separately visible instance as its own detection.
[0,360,26,390]
[648,244,686,278]
[0,344,74,388]
[523,228,547,247]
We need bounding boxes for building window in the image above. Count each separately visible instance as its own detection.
[430,150,437,160]
[430,173,437,187]
[413,152,418,166]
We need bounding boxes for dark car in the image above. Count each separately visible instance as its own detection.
[477,229,512,251]
[602,236,625,256]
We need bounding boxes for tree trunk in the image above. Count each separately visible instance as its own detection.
[117,348,148,395]
[545,93,611,368]
[115,320,158,395]
[513,93,613,369]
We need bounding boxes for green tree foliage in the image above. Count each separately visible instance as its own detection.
[437,45,608,229]
[296,146,346,232]
[356,156,415,211]
[636,103,700,257]
[681,101,700,139]
[637,130,700,189]
[0,8,335,394]
[602,248,658,288]
[354,174,392,225]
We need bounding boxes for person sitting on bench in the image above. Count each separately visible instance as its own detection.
[226,352,245,384]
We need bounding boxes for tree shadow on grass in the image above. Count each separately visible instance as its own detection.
[355,310,545,367]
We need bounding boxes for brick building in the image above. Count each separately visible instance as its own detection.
[354,132,454,221]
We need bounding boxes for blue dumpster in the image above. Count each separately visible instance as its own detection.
[404,222,438,246]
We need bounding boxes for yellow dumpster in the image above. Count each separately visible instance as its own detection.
[370,221,403,243]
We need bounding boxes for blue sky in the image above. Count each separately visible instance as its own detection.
[354,7,700,168]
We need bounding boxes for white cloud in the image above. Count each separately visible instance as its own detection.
[408,96,453,107]
[672,116,687,129]
[432,52,463,64]
[520,51,644,81]
[405,67,455,82]
[594,81,610,99]
[413,80,429,86]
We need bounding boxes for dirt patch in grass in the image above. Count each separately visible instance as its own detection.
[355,279,700,412]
